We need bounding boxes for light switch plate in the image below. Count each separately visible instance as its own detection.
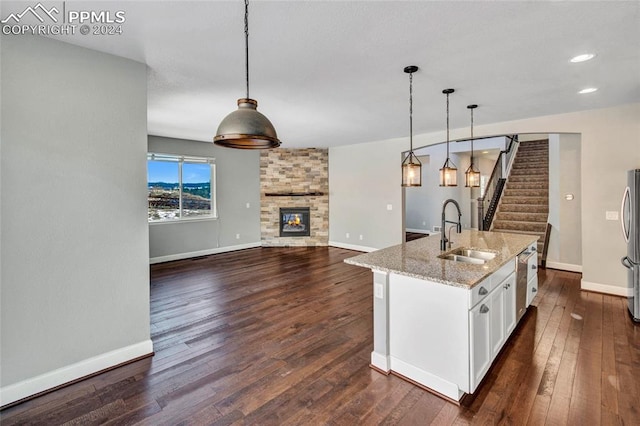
[606,211,619,221]
[386,204,393,211]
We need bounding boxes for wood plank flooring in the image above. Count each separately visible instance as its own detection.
[2,247,639,425]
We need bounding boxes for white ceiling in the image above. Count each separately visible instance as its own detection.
[4,1,639,148]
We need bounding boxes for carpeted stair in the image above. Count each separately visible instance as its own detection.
[491,140,549,256]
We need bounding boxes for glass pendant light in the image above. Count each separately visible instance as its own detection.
[401,66,421,187]
[439,89,457,186]
[214,0,281,149]
[464,104,481,187]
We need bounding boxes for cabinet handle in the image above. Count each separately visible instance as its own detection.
[532,265,537,270]
[532,287,537,293]
[531,246,537,252]
[480,304,489,314]
[479,286,488,295]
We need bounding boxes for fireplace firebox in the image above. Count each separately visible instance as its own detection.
[280,207,311,237]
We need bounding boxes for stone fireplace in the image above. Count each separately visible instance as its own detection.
[260,149,328,247]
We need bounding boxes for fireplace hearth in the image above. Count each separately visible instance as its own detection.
[280,207,311,237]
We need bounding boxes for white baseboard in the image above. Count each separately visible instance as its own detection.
[329,241,377,253]
[371,351,390,372]
[581,280,630,297]
[150,242,262,264]
[545,261,582,273]
[405,228,430,235]
[0,340,153,407]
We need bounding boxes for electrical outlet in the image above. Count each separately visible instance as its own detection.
[374,283,384,299]
[606,211,618,221]
[346,233,350,239]
[422,221,426,226]
[246,202,251,208]
[236,233,240,239]
[359,235,363,241]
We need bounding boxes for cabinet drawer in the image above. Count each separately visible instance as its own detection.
[526,243,538,282]
[470,278,492,308]
[492,259,516,287]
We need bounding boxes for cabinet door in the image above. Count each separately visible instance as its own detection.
[503,273,517,336]
[489,284,505,357]
[527,275,539,307]
[469,301,491,392]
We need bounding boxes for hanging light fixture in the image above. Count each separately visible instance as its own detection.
[401,66,421,187]
[439,89,457,186]
[214,0,281,149]
[465,104,481,187]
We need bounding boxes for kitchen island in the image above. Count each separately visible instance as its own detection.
[345,230,538,402]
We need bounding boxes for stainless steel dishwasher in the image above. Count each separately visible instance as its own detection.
[516,249,535,321]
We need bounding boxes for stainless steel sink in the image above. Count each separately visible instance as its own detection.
[449,248,497,261]
[438,248,497,264]
[439,254,486,265]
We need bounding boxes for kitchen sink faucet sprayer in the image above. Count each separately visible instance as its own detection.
[441,199,462,250]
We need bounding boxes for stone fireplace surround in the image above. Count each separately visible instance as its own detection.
[260,149,328,247]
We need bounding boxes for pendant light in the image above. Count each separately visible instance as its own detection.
[214,0,281,149]
[439,89,457,186]
[401,66,421,187]
[464,104,481,187]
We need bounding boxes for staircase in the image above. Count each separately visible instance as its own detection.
[491,140,549,255]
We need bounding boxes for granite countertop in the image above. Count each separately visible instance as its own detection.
[344,230,538,289]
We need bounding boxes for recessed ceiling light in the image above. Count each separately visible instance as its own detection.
[570,53,596,63]
[578,87,598,94]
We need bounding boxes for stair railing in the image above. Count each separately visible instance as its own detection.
[477,135,519,231]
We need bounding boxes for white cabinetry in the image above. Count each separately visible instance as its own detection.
[525,244,539,307]
[503,273,517,335]
[469,297,491,391]
[468,265,516,393]
[385,256,529,401]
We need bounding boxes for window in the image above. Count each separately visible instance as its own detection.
[147,153,216,222]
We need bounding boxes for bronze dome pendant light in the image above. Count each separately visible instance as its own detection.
[214,0,281,149]
[439,88,458,186]
[401,65,422,187]
[464,104,481,188]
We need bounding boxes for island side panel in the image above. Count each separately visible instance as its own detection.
[388,273,471,400]
[371,270,391,372]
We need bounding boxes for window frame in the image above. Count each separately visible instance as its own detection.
[147,153,217,223]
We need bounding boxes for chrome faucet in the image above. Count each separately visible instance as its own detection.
[441,199,462,251]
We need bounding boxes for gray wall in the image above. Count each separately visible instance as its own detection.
[329,138,403,251]
[548,134,582,269]
[1,35,150,393]
[148,136,261,262]
[329,103,640,295]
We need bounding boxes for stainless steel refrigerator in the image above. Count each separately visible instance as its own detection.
[621,169,640,322]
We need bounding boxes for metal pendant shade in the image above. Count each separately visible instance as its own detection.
[401,65,422,187]
[214,99,280,149]
[439,88,458,187]
[214,0,281,149]
[465,104,481,188]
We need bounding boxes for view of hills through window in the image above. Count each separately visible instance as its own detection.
[148,160,212,221]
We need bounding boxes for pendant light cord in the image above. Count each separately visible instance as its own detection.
[244,0,250,99]
[409,72,413,151]
[470,106,474,163]
[446,91,450,159]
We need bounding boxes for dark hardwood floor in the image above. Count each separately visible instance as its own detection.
[2,247,639,425]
